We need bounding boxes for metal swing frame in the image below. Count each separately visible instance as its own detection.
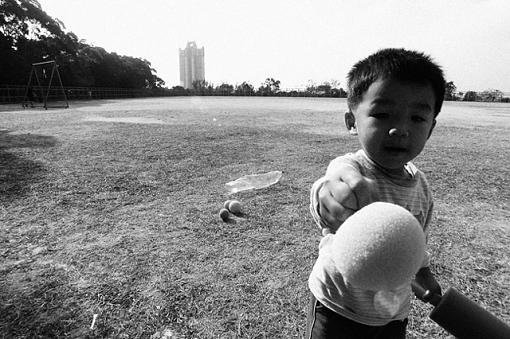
[22,60,69,109]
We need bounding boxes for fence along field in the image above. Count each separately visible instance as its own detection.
[0,97,508,338]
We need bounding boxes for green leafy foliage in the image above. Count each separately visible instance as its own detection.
[0,0,164,88]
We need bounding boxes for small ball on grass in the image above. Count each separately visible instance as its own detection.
[228,200,242,214]
[219,208,230,221]
[223,200,232,209]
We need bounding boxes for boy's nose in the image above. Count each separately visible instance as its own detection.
[388,128,409,137]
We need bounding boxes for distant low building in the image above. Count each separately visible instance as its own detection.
[478,89,503,102]
[462,91,478,102]
[179,41,205,89]
[462,89,506,102]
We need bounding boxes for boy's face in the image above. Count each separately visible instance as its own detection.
[351,78,436,171]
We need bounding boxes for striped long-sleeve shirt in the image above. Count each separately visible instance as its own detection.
[308,149,433,326]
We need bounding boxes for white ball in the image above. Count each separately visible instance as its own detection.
[228,200,242,214]
[330,202,425,291]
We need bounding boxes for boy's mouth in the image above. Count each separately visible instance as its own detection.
[384,146,408,153]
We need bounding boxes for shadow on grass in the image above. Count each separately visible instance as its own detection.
[0,267,83,338]
[0,129,57,201]
[0,99,121,112]
[0,263,203,338]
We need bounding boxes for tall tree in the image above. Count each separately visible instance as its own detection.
[0,0,163,88]
[234,82,255,96]
[192,79,212,95]
[444,81,457,101]
[258,78,280,96]
[317,83,332,97]
[215,83,234,96]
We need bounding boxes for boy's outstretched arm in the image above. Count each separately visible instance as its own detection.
[310,158,378,233]
[324,157,379,208]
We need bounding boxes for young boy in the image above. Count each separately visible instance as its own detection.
[306,48,445,338]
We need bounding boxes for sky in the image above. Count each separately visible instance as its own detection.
[37,0,510,92]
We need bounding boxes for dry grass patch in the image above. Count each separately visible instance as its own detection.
[1,98,508,338]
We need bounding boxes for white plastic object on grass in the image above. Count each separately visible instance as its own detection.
[225,171,283,194]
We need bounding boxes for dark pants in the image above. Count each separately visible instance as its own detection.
[306,294,408,339]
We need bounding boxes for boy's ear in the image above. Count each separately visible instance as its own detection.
[344,111,355,129]
[427,119,437,139]
[344,111,357,135]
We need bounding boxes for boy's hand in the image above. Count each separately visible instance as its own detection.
[318,180,357,230]
[318,164,378,230]
[413,267,442,302]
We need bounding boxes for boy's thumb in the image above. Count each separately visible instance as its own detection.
[352,177,379,208]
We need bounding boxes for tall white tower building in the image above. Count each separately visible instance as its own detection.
[179,41,205,89]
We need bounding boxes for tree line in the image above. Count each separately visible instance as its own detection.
[0,0,164,88]
[1,1,507,102]
[171,79,508,102]
[444,81,508,102]
[168,78,348,98]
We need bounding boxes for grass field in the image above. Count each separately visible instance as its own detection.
[1,97,509,338]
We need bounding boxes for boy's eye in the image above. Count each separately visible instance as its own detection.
[371,113,389,119]
[412,116,427,122]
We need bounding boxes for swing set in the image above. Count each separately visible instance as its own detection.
[22,60,69,109]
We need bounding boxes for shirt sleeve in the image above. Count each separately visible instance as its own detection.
[325,153,361,179]
[310,153,360,231]
[318,233,335,250]
[421,201,434,267]
[310,176,331,230]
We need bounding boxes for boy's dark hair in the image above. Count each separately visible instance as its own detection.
[347,48,446,116]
